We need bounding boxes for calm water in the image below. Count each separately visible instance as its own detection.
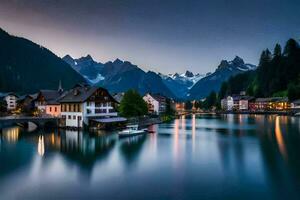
[1,114,300,200]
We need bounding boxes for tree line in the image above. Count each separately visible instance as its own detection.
[199,38,300,109]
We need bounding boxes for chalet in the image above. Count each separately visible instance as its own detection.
[59,84,120,129]
[143,93,166,114]
[0,92,19,111]
[35,90,63,117]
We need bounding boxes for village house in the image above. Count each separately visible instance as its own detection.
[221,96,234,111]
[0,92,19,111]
[59,84,120,129]
[143,93,166,114]
[35,89,63,117]
[239,96,255,110]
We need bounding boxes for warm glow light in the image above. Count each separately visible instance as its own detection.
[173,119,179,160]
[275,117,287,159]
[192,114,196,153]
[2,127,19,142]
[38,135,45,156]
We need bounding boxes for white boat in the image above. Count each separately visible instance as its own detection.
[118,125,145,138]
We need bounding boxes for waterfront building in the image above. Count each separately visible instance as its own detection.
[35,90,63,117]
[143,93,166,114]
[254,97,290,111]
[59,84,119,128]
[227,96,234,110]
[239,96,255,110]
[0,92,19,111]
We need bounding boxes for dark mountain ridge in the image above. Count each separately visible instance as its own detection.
[0,28,85,94]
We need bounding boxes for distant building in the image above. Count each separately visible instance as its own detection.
[221,98,227,110]
[143,93,166,114]
[254,97,290,111]
[239,96,255,110]
[0,92,19,110]
[221,95,254,111]
[222,96,234,111]
[59,84,119,128]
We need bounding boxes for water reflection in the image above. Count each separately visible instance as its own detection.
[275,117,287,159]
[1,127,19,143]
[37,135,45,156]
[1,115,300,199]
[120,135,146,166]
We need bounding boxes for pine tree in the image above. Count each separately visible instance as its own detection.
[283,39,299,56]
[274,44,282,57]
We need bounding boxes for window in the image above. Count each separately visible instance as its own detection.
[50,107,52,112]
[73,115,76,120]
[78,116,82,121]
[87,109,91,114]
[62,115,66,119]
[95,109,106,113]
[68,115,71,119]
[87,101,90,106]
[55,107,57,112]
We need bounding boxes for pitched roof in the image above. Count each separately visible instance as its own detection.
[146,93,166,102]
[37,90,63,105]
[59,85,118,103]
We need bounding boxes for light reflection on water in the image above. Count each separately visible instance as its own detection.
[1,114,300,200]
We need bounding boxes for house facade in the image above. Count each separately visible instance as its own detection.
[0,93,18,111]
[35,90,63,117]
[59,84,118,128]
[143,93,166,114]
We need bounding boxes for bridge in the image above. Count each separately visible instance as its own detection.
[0,116,60,129]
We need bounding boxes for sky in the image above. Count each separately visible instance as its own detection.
[0,0,300,74]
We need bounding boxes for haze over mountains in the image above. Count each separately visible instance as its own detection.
[0,27,256,99]
[63,54,256,99]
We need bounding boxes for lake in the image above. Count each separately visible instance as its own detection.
[1,114,300,200]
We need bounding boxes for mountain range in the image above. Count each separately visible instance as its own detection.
[63,55,256,99]
[63,55,176,98]
[0,27,256,99]
[188,56,256,99]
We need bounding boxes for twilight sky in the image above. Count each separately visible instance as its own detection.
[0,0,299,74]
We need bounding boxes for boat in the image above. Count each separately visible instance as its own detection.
[118,125,145,138]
